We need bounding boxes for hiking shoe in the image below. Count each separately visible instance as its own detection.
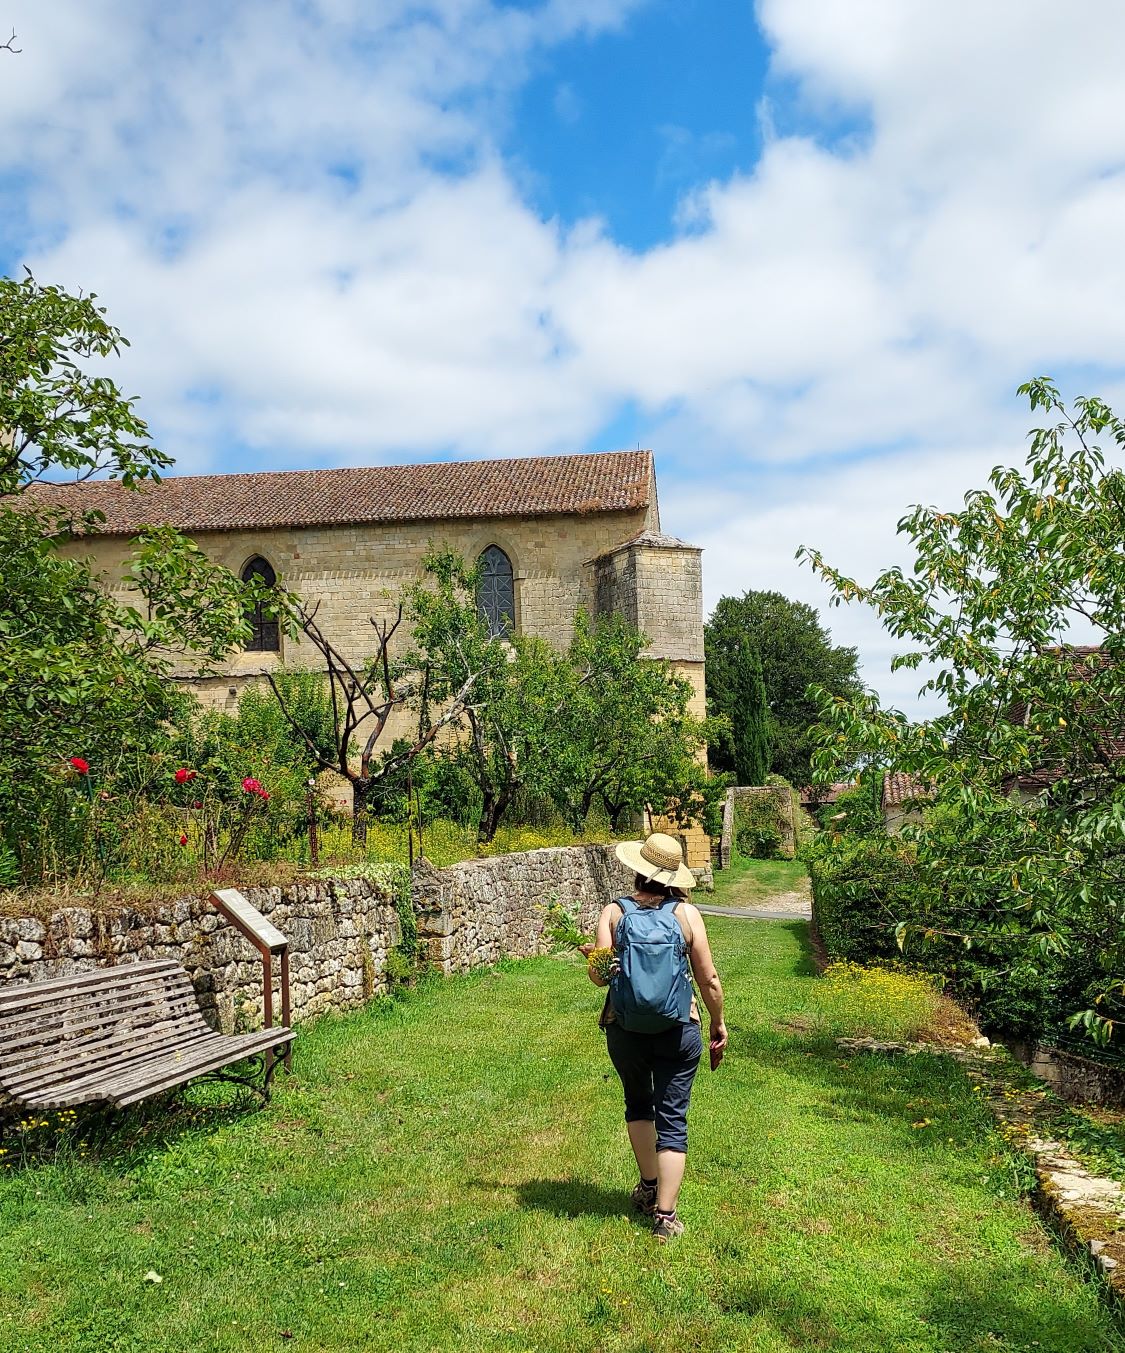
[652,1210,684,1243]
[631,1180,657,1216]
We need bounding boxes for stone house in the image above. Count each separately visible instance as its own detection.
[31,449,709,862]
[881,772,932,834]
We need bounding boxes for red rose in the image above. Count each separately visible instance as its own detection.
[69,757,90,775]
[174,768,198,785]
[241,777,262,795]
[178,834,188,847]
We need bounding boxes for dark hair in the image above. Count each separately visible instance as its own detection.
[634,873,676,899]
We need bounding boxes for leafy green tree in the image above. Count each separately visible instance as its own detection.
[1,273,171,498]
[407,551,569,843]
[705,590,861,785]
[0,274,275,880]
[549,611,717,832]
[800,379,1125,1045]
[407,557,722,843]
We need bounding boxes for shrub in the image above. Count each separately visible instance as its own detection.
[732,787,791,860]
[736,823,781,859]
[807,834,923,962]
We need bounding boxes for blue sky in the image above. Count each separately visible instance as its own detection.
[3,0,1125,713]
[510,0,769,250]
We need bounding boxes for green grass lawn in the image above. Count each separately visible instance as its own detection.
[1,919,1122,1353]
[710,851,810,907]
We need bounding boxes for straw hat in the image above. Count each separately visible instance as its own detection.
[615,832,697,890]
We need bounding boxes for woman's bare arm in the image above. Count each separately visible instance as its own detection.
[681,903,727,1047]
[585,903,620,986]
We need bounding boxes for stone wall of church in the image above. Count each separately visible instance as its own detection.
[62,505,655,720]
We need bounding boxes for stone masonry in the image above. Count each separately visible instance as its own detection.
[62,509,659,742]
[0,846,636,1031]
[412,844,632,973]
[0,877,404,1033]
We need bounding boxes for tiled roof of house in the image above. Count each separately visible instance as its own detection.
[22,450,654,534]
[881,772,933,809]
[1006,645,1125,792]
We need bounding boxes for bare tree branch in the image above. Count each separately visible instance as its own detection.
[0,29,20,54]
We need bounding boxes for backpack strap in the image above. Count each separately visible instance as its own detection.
[660,894,693,946]
[615,895,638,915]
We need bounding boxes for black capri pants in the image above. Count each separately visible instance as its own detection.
[604,1020,703,1153]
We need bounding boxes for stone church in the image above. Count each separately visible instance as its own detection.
[34,450,707,857]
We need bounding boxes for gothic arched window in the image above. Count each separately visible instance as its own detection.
[241,556,280,652]
[477,545,515,638]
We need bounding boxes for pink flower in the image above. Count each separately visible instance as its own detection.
[192,799,203,810]
[259,790,270,802]
[178,834,188,847]
[241,777,263,795]
[69,757,90,775]
[174,768,197,785]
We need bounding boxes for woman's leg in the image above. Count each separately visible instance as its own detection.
[605,1025,658,1182]
[627,1119,658,1180]
[655,1149,687,1214]
[651,1023,703,1215]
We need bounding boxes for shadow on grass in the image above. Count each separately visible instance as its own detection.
[0,1070,277,1174]
[473,1175,638,1220]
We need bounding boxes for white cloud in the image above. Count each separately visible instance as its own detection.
[4,0,1125,709]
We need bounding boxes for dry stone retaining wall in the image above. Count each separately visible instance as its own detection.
[412,844,631,973]
[0,845,634,1031]
[0,877,404,1033]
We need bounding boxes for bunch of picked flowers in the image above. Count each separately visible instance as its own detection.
[586,946,617,984]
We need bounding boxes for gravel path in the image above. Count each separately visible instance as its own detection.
[697,890,811,922]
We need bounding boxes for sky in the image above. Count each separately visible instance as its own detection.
[3,0,1125,714]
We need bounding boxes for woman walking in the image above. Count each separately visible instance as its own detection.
[587,832,727,1242]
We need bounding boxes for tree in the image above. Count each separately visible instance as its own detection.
[704,590,861,786]
[735,643,770,785]
[406,557,722,843]
[549,611,717,831]
[406,551,567,844]
[1,273,171,498]
[800,379,1125,1046]
[0,274,273,880]
[264,589,480,843]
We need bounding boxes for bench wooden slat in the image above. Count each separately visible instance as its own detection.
[0,958,295,1110]
[0,959,182,1009]
[110,1029,296,1108]
[16,1026,296,1109]
[2,1012,216,1095]
[12,1028,230,1103]
[0,988,207,1061]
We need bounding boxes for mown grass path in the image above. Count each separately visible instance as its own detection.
[1,919,1122,1352]
[709,856,811,911]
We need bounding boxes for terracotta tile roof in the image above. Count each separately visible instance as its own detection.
[881,772,933,810]
[590,529,700,562]
[21,450,654,534]
[1006,646,1125,792]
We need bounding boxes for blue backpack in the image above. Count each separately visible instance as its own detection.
[610,895,693,1033]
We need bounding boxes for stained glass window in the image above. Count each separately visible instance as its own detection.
[477,545,515,638]
[241,556,280,652]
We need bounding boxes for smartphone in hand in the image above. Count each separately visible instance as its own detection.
[709,1042,724,1071]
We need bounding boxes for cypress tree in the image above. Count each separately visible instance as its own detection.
[734,641,771,785]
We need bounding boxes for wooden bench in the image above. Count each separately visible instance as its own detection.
[0,959,296,1110]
